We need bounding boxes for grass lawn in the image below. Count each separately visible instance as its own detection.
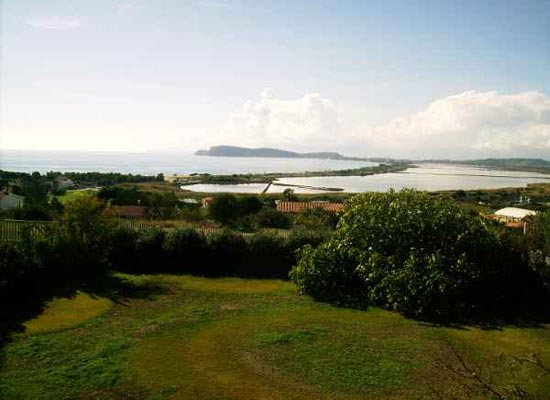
[56,189,99,204]
[1,274,549,399]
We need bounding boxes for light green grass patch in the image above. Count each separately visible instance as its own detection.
[56,188,98,204]
[23,291,112,335]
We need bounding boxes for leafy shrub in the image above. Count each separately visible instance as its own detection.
[208,194,245,225]
[285,229,329,251]
[242,233,287,277]
[290,242,363,305]
[208,194,265,226]
[254,208,291,229]
[0,242,40,302]
[163,228,207,271]
[526,210,550,289]
[293,208,339,230]
[133,227,167,271]
[107,226,139,271]
[291,190,525,319]
[205,230,247,275]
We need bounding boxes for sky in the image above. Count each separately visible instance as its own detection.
[1,0,550,159]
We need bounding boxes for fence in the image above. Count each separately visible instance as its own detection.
[0,219,57,243]
[0,219,304,243]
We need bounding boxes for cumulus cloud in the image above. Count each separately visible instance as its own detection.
[26,16,85,30]
[220,89,341,150]
[364,90,550,158]
[218,89,550,158]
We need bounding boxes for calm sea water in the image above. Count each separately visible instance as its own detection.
[0,150,374,175]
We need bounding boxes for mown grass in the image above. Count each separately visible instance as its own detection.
[1,274,549,399]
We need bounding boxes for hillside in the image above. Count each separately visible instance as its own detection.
[463,158,550,171]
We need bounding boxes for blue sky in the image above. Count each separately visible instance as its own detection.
[2,0,550,158]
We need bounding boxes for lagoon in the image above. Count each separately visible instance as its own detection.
[184,163,550,193]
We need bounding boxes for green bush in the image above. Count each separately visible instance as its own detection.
[163,228,207,271]
[291,190,519,319]
[293,208,339,230]
[243,233,287,277]
[527,210,550,289]
[205,230,247,275]
[134,227,167,271]
[208,194,245,225]
[107,226,139,271]
[254,208,291,229]
[0,242,40,302]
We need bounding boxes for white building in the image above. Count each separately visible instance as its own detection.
[0,192,25,210]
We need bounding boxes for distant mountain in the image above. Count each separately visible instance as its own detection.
[195,145,367,161]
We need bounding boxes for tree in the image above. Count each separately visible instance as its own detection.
[254,207,290,229]
[282,188,297,201]
[290,189,517,319]
[208,194,244,225]
[526,210,550,289]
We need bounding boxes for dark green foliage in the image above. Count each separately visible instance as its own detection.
[98,187,143,205]
[107,226,140,271]
[0,195,113,335]
[0,242,40,303]
[2,203,55,221]
[290,243,364,306]
[283,188,298,201]
[134,227,167,271]
[242,196,263,215]
[206,230,247,276]
[107,227,328,278]
[254,208,291,229]
[163,228,207,271]
[287,227,325,245]
[208,194,244,225]
[526,210,550,289]
[291,190,540,319]
[242,233,288,277]
[208,194,264,226]
[62,171,162,186]
[293,208,339,230]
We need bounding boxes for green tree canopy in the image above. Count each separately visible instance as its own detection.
[290,189,518,319]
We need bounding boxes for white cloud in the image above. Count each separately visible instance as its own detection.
[217,89,550,159]
[364,91,550,158]
[26,16,85,31]
[219,89,341,151]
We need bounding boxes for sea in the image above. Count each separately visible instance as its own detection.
[2,150,550,193]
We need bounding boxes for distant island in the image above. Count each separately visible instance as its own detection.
[195,145,369,161]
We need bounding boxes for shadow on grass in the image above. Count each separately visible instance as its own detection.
[405,299,550,331]
[307,290,550,332]
[0,272,169,370]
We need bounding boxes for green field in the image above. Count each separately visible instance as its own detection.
[56,188,99,204]
[1,274,549,399]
